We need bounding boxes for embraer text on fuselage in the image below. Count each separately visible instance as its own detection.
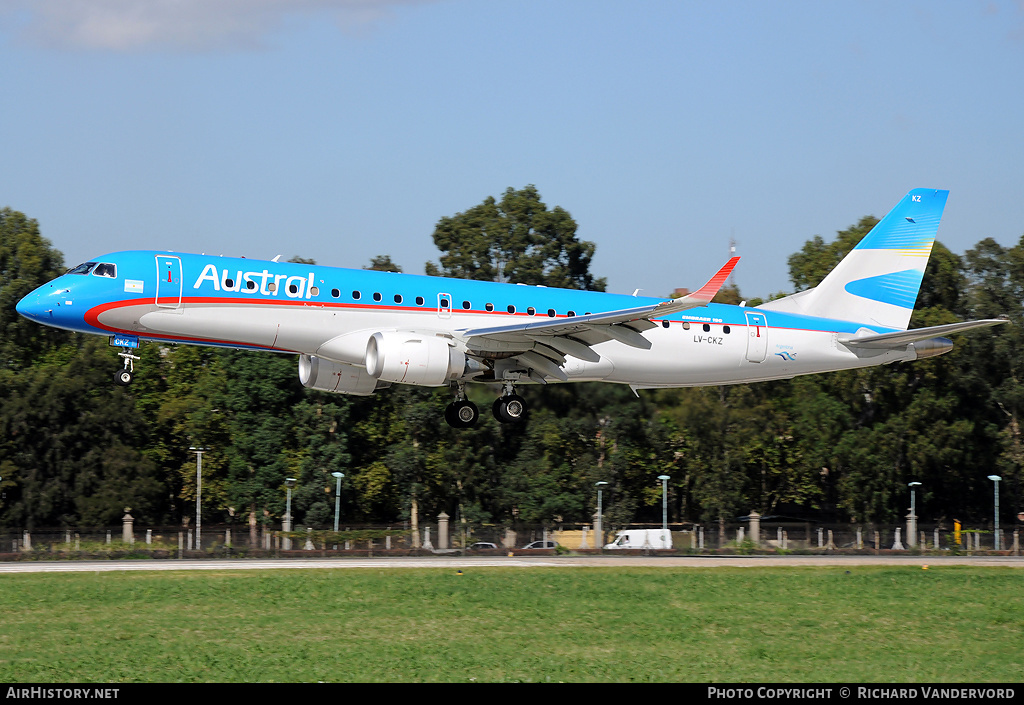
[192,263,316,299]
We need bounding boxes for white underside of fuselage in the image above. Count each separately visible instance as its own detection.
[96,300,914,389]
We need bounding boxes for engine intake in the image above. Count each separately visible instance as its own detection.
[365,331,466,386]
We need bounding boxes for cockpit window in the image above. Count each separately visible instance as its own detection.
[93,263,117,278]
[68,262,97,275]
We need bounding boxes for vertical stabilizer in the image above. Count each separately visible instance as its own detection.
[758,188,948,330]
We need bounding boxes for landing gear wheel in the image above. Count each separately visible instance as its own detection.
[445,399,479,428]
[114,369,134,386]
[492,394,527,423]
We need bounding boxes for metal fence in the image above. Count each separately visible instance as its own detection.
[0,520,1020,558]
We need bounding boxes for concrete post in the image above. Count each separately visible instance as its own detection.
[146,529,152,545]
[856,527,863,550]
[423,526,433,551]
[225,529,231,548]
[737,527,745,545]
[817,527,823,548]
[892,527,904,550]
[698,526,704,550]
[874,530,880,551]
[580,526,590,549]
[438,512,450,549]
[1013,530,1019,556]
[906,511,916,547]
[504,527,516,550]
[305,527,314,550]
[749,511,761,547]
[777,527,782,548]
[122,512,134,545]
[934,528,939,550]
[23,531,31,551]
[593,512,602,548]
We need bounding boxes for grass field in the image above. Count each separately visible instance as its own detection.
[0,565,1020,682]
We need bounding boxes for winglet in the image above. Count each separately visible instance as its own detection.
[657,256,740,312]
[690,256,740,303]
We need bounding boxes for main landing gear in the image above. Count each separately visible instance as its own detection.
[113,348,140,386]
[444,382,528,428]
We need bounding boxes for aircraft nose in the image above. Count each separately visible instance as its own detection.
[15,288,51,321]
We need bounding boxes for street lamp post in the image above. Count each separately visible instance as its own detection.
[908,481,922,547]
[988,475,1002,550]
[657,475,670,533]
[595,481,608,548]
[189,447,205,551]
[332,472,344,532]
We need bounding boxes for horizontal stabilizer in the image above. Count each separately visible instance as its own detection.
[838,318,1008,349]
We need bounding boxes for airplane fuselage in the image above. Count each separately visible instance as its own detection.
[16,249,925,391]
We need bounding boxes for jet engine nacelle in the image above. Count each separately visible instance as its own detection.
[299,354,381,396]
[365,331,466,386]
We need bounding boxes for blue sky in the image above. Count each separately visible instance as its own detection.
[1,0,1022,300]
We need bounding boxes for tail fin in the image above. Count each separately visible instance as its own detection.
[759,188,948,330]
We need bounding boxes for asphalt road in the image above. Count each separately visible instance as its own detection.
[0,554,1021,573]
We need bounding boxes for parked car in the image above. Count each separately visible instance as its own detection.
[521,540,559,550]
[468,542,499,550]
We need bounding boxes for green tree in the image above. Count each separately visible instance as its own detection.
[426,185,606,291]
[0,208,68,369]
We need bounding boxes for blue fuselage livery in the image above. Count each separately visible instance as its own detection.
[15,189,1007,428]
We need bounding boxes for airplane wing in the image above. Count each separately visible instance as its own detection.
[837,318,1009,348]
[457,257,740,381]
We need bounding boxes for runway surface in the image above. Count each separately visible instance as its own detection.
[0,554,1020,573]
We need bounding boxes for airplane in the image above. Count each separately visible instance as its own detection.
[15,188,1007,428]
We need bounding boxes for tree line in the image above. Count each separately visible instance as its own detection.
[0,187,1021,533]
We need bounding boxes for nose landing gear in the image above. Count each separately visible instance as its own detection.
[114,349,140,386]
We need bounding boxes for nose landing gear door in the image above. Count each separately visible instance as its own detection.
[156,256,183,309]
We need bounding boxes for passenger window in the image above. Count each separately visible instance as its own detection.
[527,307,536,316]
[547,309,556,317]
[310,286,319,296]
[723,325,730,334]
[416,296,424,305]
[288,283,299,294]
[703,324,710,332]
[567,311,576,317]
[507,305,516,314]
[225,279,234,289]
[486,303,494,312]
[268,283,277,293]
[662,320,670,328]
[440,298,450,308]
[373,292,382,302]
[331,289,340,298]
[247,280,257,290]
[683,322,690,330]
[394,294,403,304]
[352,290,361,300]
[462,301,471,310]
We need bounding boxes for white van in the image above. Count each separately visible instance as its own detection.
[604,529,672,550]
